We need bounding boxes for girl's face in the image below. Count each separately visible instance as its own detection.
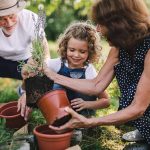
[0,14,18,36]
[67,37,89,69]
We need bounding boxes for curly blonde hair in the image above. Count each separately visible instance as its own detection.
[57,21,101,64]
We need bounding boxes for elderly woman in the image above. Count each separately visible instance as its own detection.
[42,0,150,148]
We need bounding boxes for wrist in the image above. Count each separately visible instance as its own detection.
[49,71,56,81]
[86,101,92,109]
[51,71,59,83]
[88,118,100,127]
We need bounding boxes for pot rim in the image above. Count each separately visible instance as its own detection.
[0,106,21,119]
[37,89,67,104]
[33,124,73,138]
[40,89,66,98]
[0,101,18,118]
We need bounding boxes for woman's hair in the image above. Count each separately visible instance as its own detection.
[57,21,101,63]
[92,0,150,54]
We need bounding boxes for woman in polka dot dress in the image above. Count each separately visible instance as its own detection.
[43,0,150,146]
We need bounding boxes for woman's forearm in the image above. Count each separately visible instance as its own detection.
[53,73,98,95]
[90,104,144,126]
[45,47,118,95]
[47,68,113,95]
[46,58,115,96]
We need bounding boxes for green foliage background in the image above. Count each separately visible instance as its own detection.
[0,0,150,149]
[26,0,93,40]
[26,0,150,41]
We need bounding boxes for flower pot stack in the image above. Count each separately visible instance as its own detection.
[33,89,73,150]
[25,76,73,150]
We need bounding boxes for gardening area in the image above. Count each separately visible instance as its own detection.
[1,0,150,150]
[0,41,135,150]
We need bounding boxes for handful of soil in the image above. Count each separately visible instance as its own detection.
[25,75,54,107]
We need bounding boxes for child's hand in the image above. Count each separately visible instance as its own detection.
[71,98,90,112]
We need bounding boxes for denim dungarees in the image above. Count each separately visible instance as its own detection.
[53,61,97,117]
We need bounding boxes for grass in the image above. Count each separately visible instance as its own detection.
[0,40,134,150]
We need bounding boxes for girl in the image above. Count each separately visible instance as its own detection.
[46,21,109,117]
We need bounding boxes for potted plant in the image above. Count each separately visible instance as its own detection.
[21,9,54,107]
[23,9,71,125]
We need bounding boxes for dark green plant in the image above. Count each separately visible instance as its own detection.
[0,123,14,144]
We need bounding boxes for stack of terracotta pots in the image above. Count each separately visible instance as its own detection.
[25,76,73,149]
[34,89,73,150]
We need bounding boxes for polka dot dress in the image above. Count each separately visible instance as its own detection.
[114,36,150,144]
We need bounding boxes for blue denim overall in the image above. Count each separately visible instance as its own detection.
[53,61,97,117]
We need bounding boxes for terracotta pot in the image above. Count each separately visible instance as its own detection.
[0,101,17,113]
[0,103,5,109]
[37,89,71,126]
[34,124,73,150]
[0,102,26,129]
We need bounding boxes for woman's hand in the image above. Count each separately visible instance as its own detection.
[71,98,90,111]
[49,107,93,133]
[17,93,32,121]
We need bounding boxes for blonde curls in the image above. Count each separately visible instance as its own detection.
[57,21,102,64]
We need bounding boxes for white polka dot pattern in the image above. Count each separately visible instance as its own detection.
[114,36,150,144]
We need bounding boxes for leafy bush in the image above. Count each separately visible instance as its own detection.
[0,88,18,103]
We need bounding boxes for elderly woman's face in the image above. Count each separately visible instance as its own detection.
[96,24,114,46]
[0,14,18,36]
[96,24,108,36]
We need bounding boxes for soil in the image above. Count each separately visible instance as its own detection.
[52,114,72,127]
[25,75,54,107]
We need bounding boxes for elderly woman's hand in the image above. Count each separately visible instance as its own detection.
[49,107,94,133]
